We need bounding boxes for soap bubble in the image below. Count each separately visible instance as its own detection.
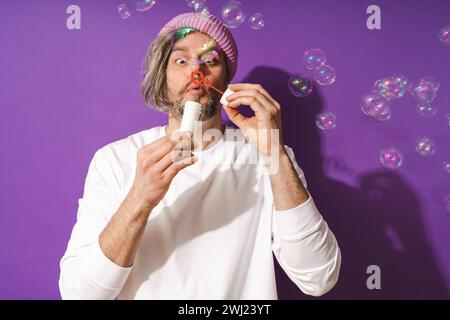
[314,65,336,86]
[303,48,326,71]
[199,7,209,15]
[379,147,403,169]
[288,75,313,97]
[438,25,450,45]
[409,84,437,103]
[221,1,245,29]
[374,75,409,100]
[409,77,439,103]
[315,112,337,130]
[117,3,131,19]
[419,76,440,91]
[415,137,435,157]
[373,77,401,100]
[416,104,437,118]
[130,0,156,12]
[444,194,450,213]
[248,13,265,30]
[361,92,391,121]
[393,74,409,90]
[186,0,208,14]
[443,161,450,174]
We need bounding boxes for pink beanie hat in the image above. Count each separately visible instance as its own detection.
[159,12,238,80]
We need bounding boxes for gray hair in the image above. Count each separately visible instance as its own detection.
[140,31,174,112]
[140,30,231,113]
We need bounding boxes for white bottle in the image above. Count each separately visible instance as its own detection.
[179,101,202,133]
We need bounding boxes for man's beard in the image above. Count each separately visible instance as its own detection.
[170,85,222,121]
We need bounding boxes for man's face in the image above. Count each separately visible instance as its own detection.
[166,32,227,121]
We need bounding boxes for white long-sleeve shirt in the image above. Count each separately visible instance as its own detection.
[59,125,341,299]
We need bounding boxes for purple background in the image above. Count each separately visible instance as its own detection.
[0,0,449,299]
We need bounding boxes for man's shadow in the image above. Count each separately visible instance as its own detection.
[222,66,448,299]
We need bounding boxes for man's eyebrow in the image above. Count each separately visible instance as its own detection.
[199,49,220,58]
[171,46,188,52]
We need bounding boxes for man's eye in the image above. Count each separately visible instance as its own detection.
[175,58,187,65]
[202,58,217,66]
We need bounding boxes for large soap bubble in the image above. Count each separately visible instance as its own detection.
[221,1,245,28]
[288,75,313,97]
[379,147,403,169]
[303,48,327,71]
[361,92,391,121]
[248,13,265,30]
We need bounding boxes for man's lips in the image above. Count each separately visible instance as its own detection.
[187,86,205,95]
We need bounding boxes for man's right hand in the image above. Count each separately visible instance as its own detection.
[126,131,197,215]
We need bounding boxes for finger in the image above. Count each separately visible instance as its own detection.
[141,135,174,153]
[223,105,247,128]
[152,142,192,172]
[252,85,279,109]
[168,130,193,143]
[173,137,195,152]
[228,83,256,91]
[227,96,272,119]
[172,138,195,164]
[140,138,177,165]
[163,154,198,181]
[227,89,274,112]
[228,83,279,108]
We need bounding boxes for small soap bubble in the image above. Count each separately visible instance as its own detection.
[438,25,450,46]
[117,3,131,19]
[373,76,407,100]
[130,0,156,12]
[409,84,436,103]
[443,161,450,174]
[393,74,409,91]
[419,76,440,91]
[303,48,326,71]
[315,112,337,130]
[221,1,245,29]
[248,13,265,30]
[415,137,435,157]
[444,194,450,214]
[416,104,437,118]
[314,65,336,86]
[409,77,439,103]
[379,147,403,169]
[361,92,391,121]
[188,0,209,14]
[288,75,313,97]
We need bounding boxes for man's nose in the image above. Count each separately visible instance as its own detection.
[189,59,202,71]
[189,60,208,81]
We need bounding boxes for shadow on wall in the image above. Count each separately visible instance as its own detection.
[223,66,448,299]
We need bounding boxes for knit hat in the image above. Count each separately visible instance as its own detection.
[159,12,238,80]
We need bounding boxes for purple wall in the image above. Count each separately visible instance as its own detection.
[0,0,449,299]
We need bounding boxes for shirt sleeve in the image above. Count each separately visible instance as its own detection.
[271,145,341,297]
[59,147,132,300]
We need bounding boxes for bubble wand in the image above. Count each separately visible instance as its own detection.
[191,70,224,95]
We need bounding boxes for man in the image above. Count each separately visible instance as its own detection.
[59,12,341,300]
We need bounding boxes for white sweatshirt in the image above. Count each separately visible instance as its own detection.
[59,125,341,300]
